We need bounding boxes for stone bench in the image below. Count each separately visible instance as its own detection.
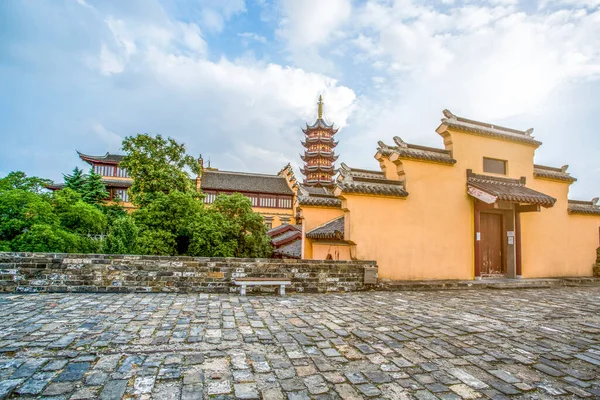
[233,277,292,296]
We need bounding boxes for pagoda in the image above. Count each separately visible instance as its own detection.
[300,95,339,187]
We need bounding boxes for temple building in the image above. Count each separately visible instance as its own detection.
[298,109,600,280]
[300,95,339,187]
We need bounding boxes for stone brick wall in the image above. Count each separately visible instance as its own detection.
[0,252,377,294]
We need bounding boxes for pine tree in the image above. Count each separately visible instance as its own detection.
[63,167,86,194]
[81,168,109,205]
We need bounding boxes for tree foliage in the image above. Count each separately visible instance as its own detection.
[0,171,52,194]
[63,167,86,194]
[0,134,272,258]
[120,134,201,206]
[81,169,109,205]
[103,215,139,254]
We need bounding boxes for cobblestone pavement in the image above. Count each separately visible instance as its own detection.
[1,288,600,399]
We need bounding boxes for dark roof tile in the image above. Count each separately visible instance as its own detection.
[467,170,556,207]
[336,163,408,197]
[439,109,542,147]
[201,170,293,195]
[533,164,577,183]
[306,217,345,240]
[568,198,600,216]
[273,240,302,259]
[377,137,456,165]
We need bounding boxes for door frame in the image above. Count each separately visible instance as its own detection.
[479,211,506,276]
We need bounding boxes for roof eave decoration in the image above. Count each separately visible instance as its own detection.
[336,162,409,198]
[297,195,342,208]
[376,137,456,165]
[466,170,556,208]
[533,164,577,183]
[568,197,600,215]
[305,216,345,240]
[439,109,542,147]
[77,151,124,165]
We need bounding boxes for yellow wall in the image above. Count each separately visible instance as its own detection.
[522,178,599,277]
[299,206,344,259]
[253,207,295,228]
[342,159,473,280]
[310,242,352,260]
[302,127,600,281]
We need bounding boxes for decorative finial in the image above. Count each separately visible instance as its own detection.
[442,109,457,120]
[561,165,569,172]
[318,95,324,119]
[592,197,599,205]
[393,136,408,148]
[525,128,534,136]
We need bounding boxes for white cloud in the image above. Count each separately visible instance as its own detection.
[90,14,355,175]
[91,123,122,151]
[277,0,351,48]
[238,32,267,44]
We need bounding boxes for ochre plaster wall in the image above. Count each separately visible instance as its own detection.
[300,206,344,259]
[252,207,295,228]
[302,128,600,280]
[312,243,352,261]
[521,178,600,277]
[343,159,474,281]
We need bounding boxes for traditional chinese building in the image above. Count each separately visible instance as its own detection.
[49,152,299,228]
[298,109,600,280]
[47,151,135,209]
[300,95,339,188]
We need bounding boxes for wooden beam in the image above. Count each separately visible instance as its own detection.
[474,200,481,279]
[515,210,522,277]
[516,204,540,213]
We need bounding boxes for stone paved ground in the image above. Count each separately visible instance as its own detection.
[0,288,600,399]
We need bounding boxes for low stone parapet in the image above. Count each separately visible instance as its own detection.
[0,252,377,294]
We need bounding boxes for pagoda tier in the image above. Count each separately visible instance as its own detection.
[301,165,336,174]
[301,137,339,146]
[300,152,339,162]
[300,96,339,188]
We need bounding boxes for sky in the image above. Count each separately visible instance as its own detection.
[1,0,599,199]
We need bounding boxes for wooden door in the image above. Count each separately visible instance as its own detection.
[481,213,504,275]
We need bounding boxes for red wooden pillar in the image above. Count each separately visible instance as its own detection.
[515,210,522,277]
[474,200,481,279]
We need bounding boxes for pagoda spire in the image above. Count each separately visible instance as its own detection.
[317,95,323,119]
[300,95,339,188]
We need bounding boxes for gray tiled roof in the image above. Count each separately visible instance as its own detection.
[271,230,302,246]
[467,171,556,207]
[297,195,342,208]
[103,179,132,188]
[201,170,293,195]
[377,137,456,165]
[77,151,125,164]
[336,163,408,197]
[306,217,344,240]
[273,240,302,259]
[533,164,577,183]
[439,109,542,147]
[568,198,600,215]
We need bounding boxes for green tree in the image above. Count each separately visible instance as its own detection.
[81,168,109,205]
[188,209,237,257]
[103,216,139,254]
[0,171,52,194]
[133,191,203,255]
[63,167,86,194]
[120,134,201,206]
[211,193,272,258]
[135,229,177,255]
[11,224,83,253]
[0,189,58,242]
[52,189,108,235]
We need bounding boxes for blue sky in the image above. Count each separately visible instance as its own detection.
[1,0,599,199]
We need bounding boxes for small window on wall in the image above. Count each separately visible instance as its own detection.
[483,157,507,175]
